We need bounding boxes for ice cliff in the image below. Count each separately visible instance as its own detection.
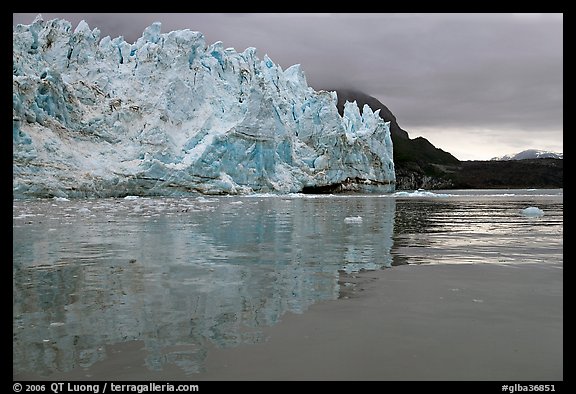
[13,16,395,198]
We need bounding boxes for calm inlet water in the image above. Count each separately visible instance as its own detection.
[13,189,563,378]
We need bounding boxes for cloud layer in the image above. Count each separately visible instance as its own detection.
[13,13,562,160]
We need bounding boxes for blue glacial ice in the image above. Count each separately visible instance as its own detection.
[521,207,544,217]
[13,16,395,198]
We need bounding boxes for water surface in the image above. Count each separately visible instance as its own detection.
[13,189,562,378]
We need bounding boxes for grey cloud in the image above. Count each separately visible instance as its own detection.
[13,13,562,156]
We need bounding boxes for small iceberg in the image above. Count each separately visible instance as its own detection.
[521,207,544,217]
[344,216,363,224]
[393,190,452,198]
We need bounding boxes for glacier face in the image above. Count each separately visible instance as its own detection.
[13,16,395,198]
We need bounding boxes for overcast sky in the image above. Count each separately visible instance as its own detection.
[13,13,563,160]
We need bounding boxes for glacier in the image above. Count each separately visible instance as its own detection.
[13,16,395,198]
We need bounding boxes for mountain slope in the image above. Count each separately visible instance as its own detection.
[449,159,563,188]
[330,89,459,189]
[492,149,563,161]
[329,89,562,190]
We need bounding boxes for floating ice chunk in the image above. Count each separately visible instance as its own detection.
[124,195,139,200]
[78,207,91,214]
[49,322,65,327]
[394,190,452,198]
[344,216,363,224]
[245,193,280,198]
[521,207,544,217]
[52,197,70,201]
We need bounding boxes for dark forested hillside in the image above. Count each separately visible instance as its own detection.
[330,89,562,190]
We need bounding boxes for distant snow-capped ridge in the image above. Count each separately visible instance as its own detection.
[491,149,563,161]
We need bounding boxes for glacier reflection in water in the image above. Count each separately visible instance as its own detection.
[13,195,396,376]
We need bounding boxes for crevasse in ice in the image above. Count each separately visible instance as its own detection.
[13,16,395,198]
